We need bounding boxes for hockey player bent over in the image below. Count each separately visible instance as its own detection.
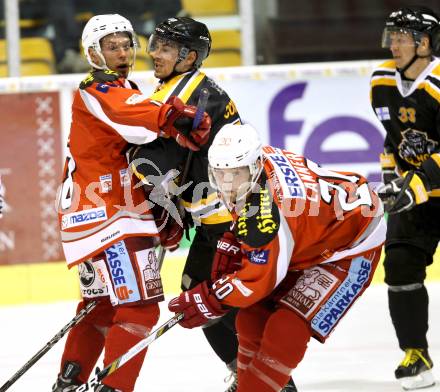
[372,5,440,391]
[52,14,210,392]
[168,123,386,392]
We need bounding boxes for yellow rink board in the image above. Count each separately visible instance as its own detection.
[0,250,439,306]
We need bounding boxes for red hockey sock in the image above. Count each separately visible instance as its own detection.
[60,298,114,382]
[236,304,272,380]
[101,303,160,392]
[238,308,311,392]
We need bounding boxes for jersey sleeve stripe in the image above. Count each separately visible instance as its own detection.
[371,76,397,88]
[275,213,295,287]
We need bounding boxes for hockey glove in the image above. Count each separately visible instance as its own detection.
[160,96,211,151]
[79,70,120,89]
[377,170,430,214]
[211,232,242,281]
[168,281,226,329]
[153,206,184,252]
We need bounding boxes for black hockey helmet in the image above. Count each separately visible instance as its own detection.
[382,6,440,52]
[148,17,211,68]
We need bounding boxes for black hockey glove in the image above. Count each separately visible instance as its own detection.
[377,170,430,214]
[79,70,120,89]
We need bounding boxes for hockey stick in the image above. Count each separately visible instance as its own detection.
[0,300,97,392]
[158,87,210,269]
[75,312,184,391]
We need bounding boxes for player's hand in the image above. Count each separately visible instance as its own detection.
[377,170,430,214]
[168,282,226,329]
[154,209,184,252]
[160,96,212,151]
[211,232,242,281]
[79,70,120,89]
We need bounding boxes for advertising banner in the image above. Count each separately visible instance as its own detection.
[0,92,63,264]
[0,60,385,266]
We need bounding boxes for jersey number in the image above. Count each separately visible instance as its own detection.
[307,160,373,211]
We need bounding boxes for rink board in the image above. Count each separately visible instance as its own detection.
[0,250,439,305]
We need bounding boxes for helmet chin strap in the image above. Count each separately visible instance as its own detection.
[398,41,432,77]
[397,53,419,76]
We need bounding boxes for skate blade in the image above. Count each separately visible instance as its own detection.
[401,369,435,390]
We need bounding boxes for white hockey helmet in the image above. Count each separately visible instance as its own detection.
[81,14,138,70]
[208,123,263,207]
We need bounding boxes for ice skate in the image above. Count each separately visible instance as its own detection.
[282,377,298,391]
[52,361,81,392]
[395,349,435,390]
[224,360,238,392]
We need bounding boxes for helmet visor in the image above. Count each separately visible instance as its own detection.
[208,166,253,207]
[382,27,424,48]
[147,34,182,54]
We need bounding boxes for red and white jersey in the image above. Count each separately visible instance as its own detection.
[59,78,171,268]
[213,146,386,308]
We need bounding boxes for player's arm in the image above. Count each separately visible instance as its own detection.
[80,84,211,150]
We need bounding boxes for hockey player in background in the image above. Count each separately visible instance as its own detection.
[168,123,386,392]
[372,6,440,391]
[53,14,211,392]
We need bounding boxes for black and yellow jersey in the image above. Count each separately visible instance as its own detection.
[131,69,241,225]
[370,58,440,172]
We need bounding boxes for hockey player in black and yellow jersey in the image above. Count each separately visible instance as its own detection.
[371,6,440,391]
[126,17,299,392]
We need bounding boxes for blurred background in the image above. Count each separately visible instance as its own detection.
[0,0,439,306]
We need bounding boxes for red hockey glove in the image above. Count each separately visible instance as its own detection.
[153,205,184,252]
[168,281,226,329]
[160,96,211,151]
[211,232,242,281]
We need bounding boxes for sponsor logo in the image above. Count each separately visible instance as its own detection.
[61,206,107,229]
[268,154,305,198]
[246,249,269,264]
[96,83,110,93]
[81,288,105,296]
[217,240,240,254]
[100,230,120,243]
[78,261,95,287]
[280,267,338,318]
[106,242,133,301]
[237,202,250,236]
[193,293,219,319]
[256,189,278,234]
[125,93,149,105]
[99,174,112,193]
[311,257,372,337]
[119,168,130,187]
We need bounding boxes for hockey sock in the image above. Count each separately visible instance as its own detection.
[202,318,238,364]
[60,299,114,383]
[102,303,159,391]
[238,308,311,392]
[236,304,272,380]
[388,285,429,349]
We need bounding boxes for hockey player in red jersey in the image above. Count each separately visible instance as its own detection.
[53,14,211,392]
[168,123,386,392]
